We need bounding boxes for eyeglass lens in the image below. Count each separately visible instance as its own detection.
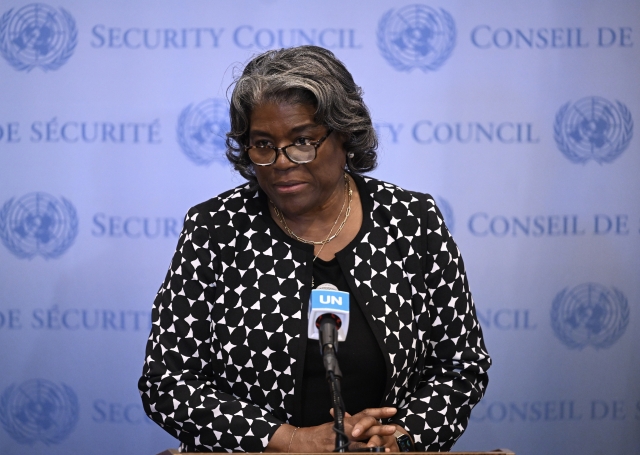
[249,144,316,165]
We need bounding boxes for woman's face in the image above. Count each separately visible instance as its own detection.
[249,101,347,218]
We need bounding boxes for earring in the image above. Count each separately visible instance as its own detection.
[347,152,355,159]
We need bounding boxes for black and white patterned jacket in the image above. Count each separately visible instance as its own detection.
[139,174,491,453]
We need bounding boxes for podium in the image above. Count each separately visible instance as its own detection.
[156,450,515,455]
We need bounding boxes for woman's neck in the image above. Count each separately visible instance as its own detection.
[269,174,363,261]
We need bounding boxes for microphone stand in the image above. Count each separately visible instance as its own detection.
[319,318,349,452]
[324,347,349,452]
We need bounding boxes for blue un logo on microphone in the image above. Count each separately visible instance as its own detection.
[0,3,78,72]
[177,98,231,166]
[0,192,78,259]
[0,379,79,445]
[551,283,629,349]
[377,4,456,73]
[554,97,633,164]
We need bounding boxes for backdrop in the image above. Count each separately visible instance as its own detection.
[0,1,638,454]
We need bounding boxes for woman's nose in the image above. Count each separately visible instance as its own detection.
[272,148,297,169]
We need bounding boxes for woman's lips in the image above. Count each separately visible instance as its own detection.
[273,182,306,194]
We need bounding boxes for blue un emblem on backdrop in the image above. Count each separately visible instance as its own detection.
[0,3,77,72]
[551,283,629,349]
[177,98,231,166]
[0,379,79,445]
[0,192,78,259]
[554,97,633,164]
[377,4,456,72]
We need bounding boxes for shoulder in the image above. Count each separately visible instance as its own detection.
[358,174,436,214]
[182,181,262,230]
[188,181,259,216]
[356,175,451,241]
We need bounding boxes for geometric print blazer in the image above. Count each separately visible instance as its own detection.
[139,174,491,453]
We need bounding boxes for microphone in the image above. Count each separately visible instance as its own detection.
[308,283,351,452]
[308,283,349,377]
[308,283,350,348]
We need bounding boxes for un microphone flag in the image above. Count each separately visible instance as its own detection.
[308,284,350,342]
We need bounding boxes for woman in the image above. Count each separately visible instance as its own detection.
[139,45,491,453]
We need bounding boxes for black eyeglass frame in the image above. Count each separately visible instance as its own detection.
[244,129,333,166]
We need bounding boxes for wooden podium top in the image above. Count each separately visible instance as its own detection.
[156,450,515,455]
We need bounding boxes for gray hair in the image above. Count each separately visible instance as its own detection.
[225,45,378,182]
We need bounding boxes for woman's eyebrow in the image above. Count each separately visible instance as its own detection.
[290,123,321,133]
[249,123,321,136]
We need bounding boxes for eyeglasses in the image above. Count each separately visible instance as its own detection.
[245,130,333,166]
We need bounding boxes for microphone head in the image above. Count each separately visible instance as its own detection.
[308,284,350,342]
[316,313,342,329]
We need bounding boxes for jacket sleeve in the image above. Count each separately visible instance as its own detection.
[391,195,491,451]
[138,205,283,453]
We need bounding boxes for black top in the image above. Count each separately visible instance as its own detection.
[300,256,387,427]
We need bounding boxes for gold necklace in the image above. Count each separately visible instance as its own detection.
[272,174,352,247]
[311,177,350,264]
